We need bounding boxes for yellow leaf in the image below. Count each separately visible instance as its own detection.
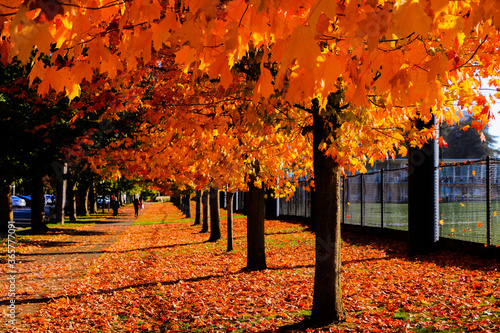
[439,219,444,225]
[494,211,497,217]
[65,83,81,100]
[472,170,476,176]
[451,228,455,232]
[398,146,408,157]
[460,203,465,207]
[394,132,405,141]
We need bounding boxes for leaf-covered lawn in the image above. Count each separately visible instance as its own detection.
[3,202,500,332]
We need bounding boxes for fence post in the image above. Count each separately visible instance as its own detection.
[360,174,365,227]
[486,155,491,247]
[381,169,385,229]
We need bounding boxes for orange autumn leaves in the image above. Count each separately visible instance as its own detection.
[6,202,500,332]
[2,0,500,181]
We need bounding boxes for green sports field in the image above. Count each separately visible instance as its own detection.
[342,201,500,246]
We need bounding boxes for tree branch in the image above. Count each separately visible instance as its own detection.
[450,35,489,72]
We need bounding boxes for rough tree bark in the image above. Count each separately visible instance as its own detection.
[408,117,439,255]
[227,191,234,252]
[88,181,97,214]
[66,179,77,222]
[201,190,209,233]
[76,182,90,216]
[184,194,192,218]
[55,174,67,223]
[310,97,346,325]
[0,184,13,233]
[246,163,266,270]
[208,187,221,242]
[193,190,201,225]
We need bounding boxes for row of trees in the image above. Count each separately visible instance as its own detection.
[0,61,155,232]
[2,0,500,328]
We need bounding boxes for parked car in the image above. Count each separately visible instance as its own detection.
[11,196,26,207]
[97,196,110,208]
[44,194,56,205]
[18,195,31,206]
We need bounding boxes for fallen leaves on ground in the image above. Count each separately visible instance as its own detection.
[2,202,500,332]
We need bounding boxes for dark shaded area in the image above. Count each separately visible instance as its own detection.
[341,230,500,273]
[15,228,109,237]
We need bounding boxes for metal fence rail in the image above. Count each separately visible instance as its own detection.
[278,157,500,247]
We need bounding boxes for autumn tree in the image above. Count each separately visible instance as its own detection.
[0,61,79,231]
[3,0,500,328]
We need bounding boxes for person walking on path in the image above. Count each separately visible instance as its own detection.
[133,197,140,218]
[111,195,119,217]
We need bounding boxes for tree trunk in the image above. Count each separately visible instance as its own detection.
[66,179,77,222]
[31,174,47,230]
[208,187,221,242]
[184,195,192,218]
[408,117,439,255]
[310,98,346,325]
[118,190,124,206]
[0,184,13,234]
[55,172,67,224]
[201,190,209,233]
[227,192,234,252]
[193,190,201,225]
[178,195,184,213]
[76,183,90,216]
[246,167,266,270]
[88,181,97,214]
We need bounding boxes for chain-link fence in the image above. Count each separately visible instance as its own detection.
[277,157,500,247]
[279,180,311,218]
[439,158,500,246]
[343,168,408,230]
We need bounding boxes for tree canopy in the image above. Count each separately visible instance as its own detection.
[3,0,500,327]
[2,0,500,171]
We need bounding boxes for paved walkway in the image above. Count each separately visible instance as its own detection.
[1,206,137,329]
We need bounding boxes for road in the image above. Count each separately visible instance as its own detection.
[12,206,52,229]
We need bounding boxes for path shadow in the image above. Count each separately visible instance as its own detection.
[13,240,78,249]
[265,230,305,236]
[16,228,110,237]
[264,257,387,272]
[106,241,208,254]
[0,259,332,307]
[0,272,233,306]
[16,240,207,257]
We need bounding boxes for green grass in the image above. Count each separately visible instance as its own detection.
[343,201,500,245]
